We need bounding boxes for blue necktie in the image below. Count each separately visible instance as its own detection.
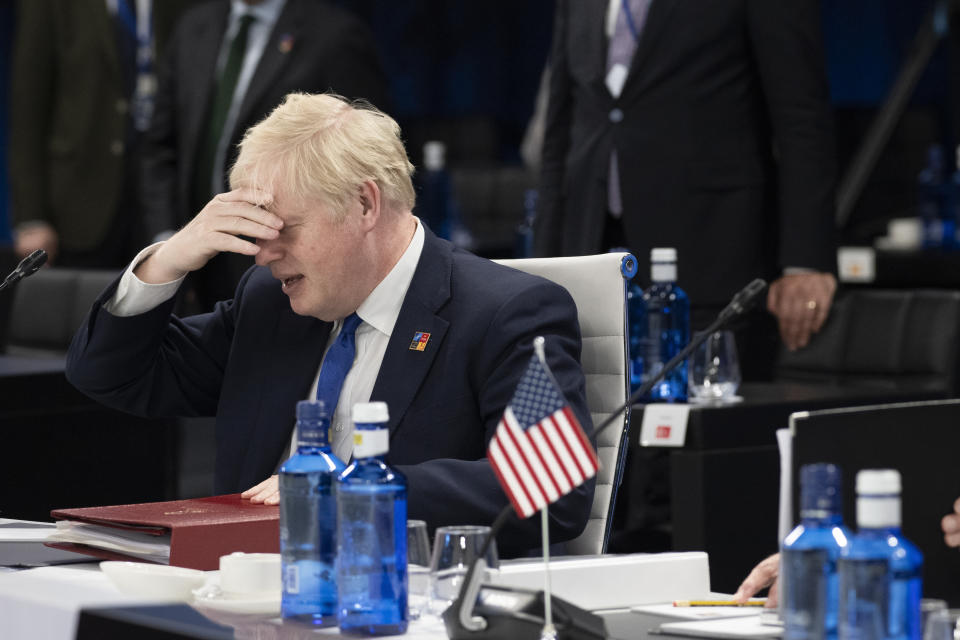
[315,313,363,417]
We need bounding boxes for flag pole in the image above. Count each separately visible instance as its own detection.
[533,337,557,640]
[540,506,557,640]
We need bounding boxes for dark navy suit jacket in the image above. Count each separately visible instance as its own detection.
[65,229,594,555]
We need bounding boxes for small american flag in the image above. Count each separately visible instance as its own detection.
[487,350,598,519]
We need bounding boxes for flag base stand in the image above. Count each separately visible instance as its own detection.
[442,583,606,640]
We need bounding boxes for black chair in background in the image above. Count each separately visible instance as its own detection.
[0,267,179,519]
[5,267,119,357]
[775,289,960,396]
[0,246,20,353]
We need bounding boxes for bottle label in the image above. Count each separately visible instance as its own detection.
[838,558,889,640]
[651,263,677,282]
[782,548,830,640]
[284,563,300,594]
[354,428,389,457]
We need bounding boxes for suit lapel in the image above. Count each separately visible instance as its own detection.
[184,4,229,162]
[585,0,611,96]
[623,0,677,94]
[94,0,121,82]
[371,231,452,436]
[235,0,301,135]
[253,304,330,468]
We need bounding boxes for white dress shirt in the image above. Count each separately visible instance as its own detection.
[105,219,425,466]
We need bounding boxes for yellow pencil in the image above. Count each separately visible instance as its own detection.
[673,599,766,607]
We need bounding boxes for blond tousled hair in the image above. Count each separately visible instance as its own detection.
[229,93,416,219]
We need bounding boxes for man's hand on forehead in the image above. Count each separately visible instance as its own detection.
[134,188,283,284]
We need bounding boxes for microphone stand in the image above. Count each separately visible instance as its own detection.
[444,278,769,639]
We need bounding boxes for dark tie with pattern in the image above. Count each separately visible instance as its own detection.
[193,14,256,211]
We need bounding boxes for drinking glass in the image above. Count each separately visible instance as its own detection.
[687,330,742,403]
[428,525,498,617]
[407,520,431,567]
[406,520,431,620]
[922,600,949,638]
[924,609,960,640]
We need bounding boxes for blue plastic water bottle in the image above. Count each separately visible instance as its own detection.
[947,144,960,249]
[514,188,537,258]
[917,144,947,249]
[336,401,408,635]
[782,464,852,640]
[838,470,923,640]
[279,400,347,625]
[640,248,690,401]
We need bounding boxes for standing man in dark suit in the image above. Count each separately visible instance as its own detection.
[536,0,839,359]
[9,0,192,267]
[66,93,593,556]
[141,0,388,310]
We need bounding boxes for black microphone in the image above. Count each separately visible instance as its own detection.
[0,249,48,293]
[716,277,768,325]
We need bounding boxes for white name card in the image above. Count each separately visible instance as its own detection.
[639,403,690,447]
[837,246,876,283]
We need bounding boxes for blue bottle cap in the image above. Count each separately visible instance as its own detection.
[800,463,842,516]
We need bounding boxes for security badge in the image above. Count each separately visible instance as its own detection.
[409,332,430,351]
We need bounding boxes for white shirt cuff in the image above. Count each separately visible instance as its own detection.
[103,243,186,317]
[783,266,816,276]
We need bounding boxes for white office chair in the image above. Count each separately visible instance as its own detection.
[495,252,635,555]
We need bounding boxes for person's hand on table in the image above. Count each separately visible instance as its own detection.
[767,272,837,351]
[942,497,960,547]
[15,222,59,264]
[135,188,282,284]
[242,475,280,505]
[733,553,780,608]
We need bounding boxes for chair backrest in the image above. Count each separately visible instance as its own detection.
[495,252,635,555]
[6,267,120,357]
[776,289,960,395]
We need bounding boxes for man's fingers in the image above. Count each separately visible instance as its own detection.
[242,475,279,504]
[769,273,837,350]
[213,192,284,229]
[733,554,779,603]
[217,187,276,210]
[210,215,280,242]
[810,301,831,333]
[733,560,779,602]
[241,479,270,498]
[766,578,779,608]
[214,234,262,256]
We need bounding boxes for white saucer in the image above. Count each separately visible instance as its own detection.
[191,574,281,616]
[100,561,205,601]
[192,591,281,616]
[688,395,744,405]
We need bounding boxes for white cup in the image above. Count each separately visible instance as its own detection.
[887,217,924,249]
[218,552,281,599]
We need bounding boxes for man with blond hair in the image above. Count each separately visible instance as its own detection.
[65,93,593,555]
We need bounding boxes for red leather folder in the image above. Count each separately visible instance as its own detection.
[47,494,279,570]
